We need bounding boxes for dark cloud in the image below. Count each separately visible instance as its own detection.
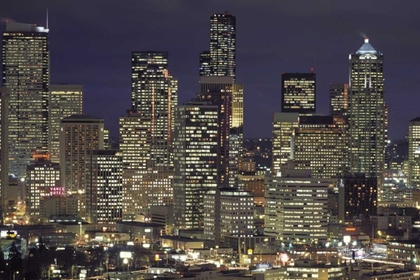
[1,0,420,139]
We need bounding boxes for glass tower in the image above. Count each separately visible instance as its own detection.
[348,38,387,179]
[2,22,50,178]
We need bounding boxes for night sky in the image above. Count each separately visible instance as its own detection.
[1,1,420,140]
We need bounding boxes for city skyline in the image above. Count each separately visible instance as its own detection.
[1,1,420,140]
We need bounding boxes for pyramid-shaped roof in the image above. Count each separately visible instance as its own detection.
[356,38,378,55]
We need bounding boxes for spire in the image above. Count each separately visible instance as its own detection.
[46,9,49,30]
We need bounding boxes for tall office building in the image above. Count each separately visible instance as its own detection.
[281,72,316,115]
[408,117,420,188]
[271,112,299,174]
[60,114,104,219]
[329,83,349,116]
[209,12,236,78]
[173,101,219,229]
[131,51,178,167]
[86,150,123,224]
[294,115,348,179]
[119,112,151,219]
[48,84,83,163]
[26,158,60,218]
[2,22,50,178]
[199,76,243,188]
[348,38,387,198]
[265,169,330,245]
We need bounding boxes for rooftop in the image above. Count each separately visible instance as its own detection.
[356,38,378,55]
[5,22,48,33]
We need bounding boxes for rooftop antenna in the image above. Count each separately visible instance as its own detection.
[46,8,49,30]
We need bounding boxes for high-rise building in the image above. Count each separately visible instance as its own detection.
[344,173,377,221]
[265,169,330,245]
[2,22,50,178]
[294,115,348,179]
[271,112,299,174]
[208,12,236,78]
[199,76,243,188]
[60,114,104,219]
[86,150,123,224]
[408,117,420,188]
[26,158,60,218]
[131,51,177,167]
[329,83,349,116]
[48,84,83,163]
[119,112,151,219]
[281,72,316,115]
[348,38,387,184]
[130,51,177,218]
[173,101,219,229]
[204,188,254,246]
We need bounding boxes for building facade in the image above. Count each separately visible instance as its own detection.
[271,112,299,174]
[60,114,104,219]
[48,84,83,163]
[329,83,348,116]
[173,101,219,229]
[86,150,123,224]
[26,158,60,218]
[281,72,316,115]
[265,169,330,245]
[408,117,420,188]
[293,115,348,179]
[2,22,50,178]
[204,188,254,246]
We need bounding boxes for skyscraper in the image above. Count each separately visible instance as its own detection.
[60,114,104,219]
[131,51,178,167]
[199,76,243,187]
[119,112,151,219]
[48,84,83,163]
[86,150,123,224]
[348,38,387,183]
[408,117,420,188]
[329,83,349,116]
[271,112,299,174]
[2,22,50,178]
[173,101,219,229]
[200,12,236,79]
[281,72,316,115]
[210,12,236,78]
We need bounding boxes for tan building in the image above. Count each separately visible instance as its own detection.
[40,195,79,219]
[48,84,83,163]
[60,114,104,220]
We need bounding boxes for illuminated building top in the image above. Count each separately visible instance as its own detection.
[5,21,49,33]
